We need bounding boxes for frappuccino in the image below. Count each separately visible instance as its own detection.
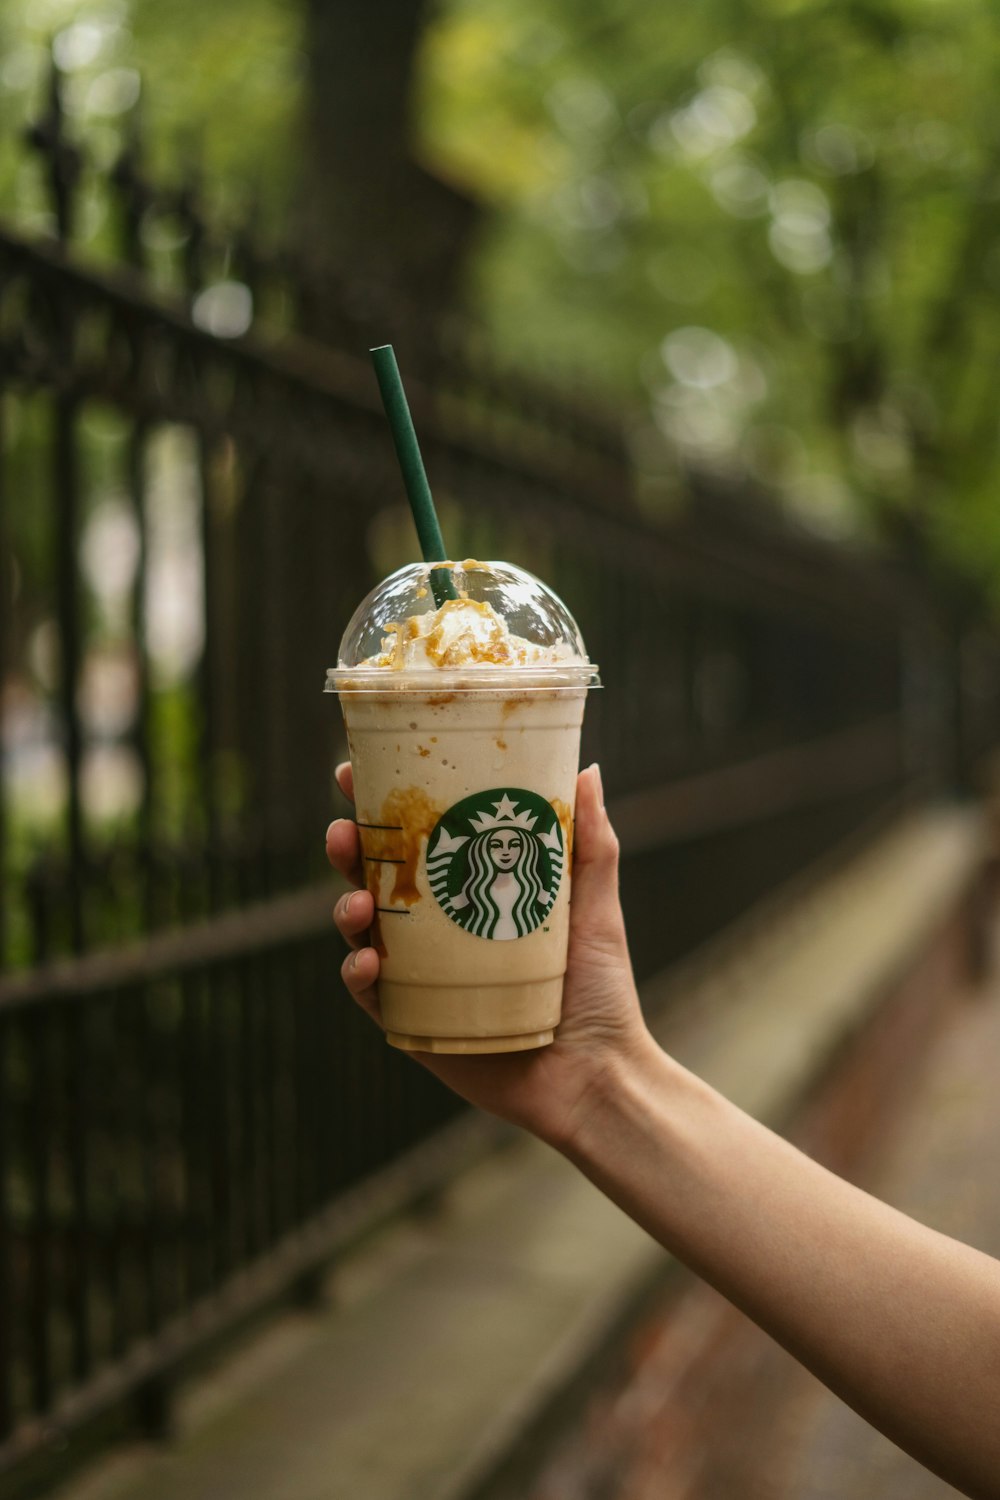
[326,559,597,1053]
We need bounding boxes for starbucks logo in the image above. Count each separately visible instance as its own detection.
[426,788,565,941]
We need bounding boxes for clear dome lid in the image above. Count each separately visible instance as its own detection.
[325,559,598,692]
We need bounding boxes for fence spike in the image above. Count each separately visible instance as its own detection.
[24,51,83,243]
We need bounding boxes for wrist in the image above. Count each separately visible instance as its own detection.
[555,1034,733,1274]
[558,1029,686,1166]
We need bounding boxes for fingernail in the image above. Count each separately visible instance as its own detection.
[591,762,604,808]
[326,820,340,842]
[344,891,359,919]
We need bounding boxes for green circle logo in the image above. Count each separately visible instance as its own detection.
[426,788,565,941]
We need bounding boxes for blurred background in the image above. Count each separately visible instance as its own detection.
[1,1,999,1497]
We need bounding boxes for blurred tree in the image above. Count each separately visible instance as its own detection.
[0,0,299,236]
[0,0,477,323]
[299,0,478,328]
[419,0,1000,607]
[1,0,1000,604]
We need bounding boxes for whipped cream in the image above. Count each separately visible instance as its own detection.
[363,597,580,672]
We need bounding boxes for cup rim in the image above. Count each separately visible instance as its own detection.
[325,663,600,694]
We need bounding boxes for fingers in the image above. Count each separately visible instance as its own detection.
[329,763,380,1025]
[334,886,381,1026]
[339,943,382,1027]
[570,763,629,957]
[326,816,364,887]
[333,887,375,950]
[573,763,616,869]
[327,762,363,884]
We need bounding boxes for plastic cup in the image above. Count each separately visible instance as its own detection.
[325,559,599,1054]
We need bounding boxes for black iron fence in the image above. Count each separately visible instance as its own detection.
[0,56,995,1488]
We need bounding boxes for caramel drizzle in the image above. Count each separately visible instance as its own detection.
[550,798,575,870]
[356,789,443,955]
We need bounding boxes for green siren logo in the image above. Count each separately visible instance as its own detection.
[426,788,565,941]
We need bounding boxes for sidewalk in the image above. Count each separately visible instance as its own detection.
[696,937,1000,1500]
[781,966,1000,1499]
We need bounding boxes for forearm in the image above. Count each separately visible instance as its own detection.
[563,1036,1000,1500]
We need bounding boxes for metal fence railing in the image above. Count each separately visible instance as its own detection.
[0,54,994,1486]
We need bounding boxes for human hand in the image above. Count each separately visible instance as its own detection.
[325,763,651,1147]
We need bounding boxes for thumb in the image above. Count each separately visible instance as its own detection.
[570,764,629,957]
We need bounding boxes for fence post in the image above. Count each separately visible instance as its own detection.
[133,1376,175,1441]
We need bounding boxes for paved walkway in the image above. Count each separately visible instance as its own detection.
[701,951,1000,1499]
[783,974,1000,1499]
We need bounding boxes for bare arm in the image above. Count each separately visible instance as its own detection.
[562,1040,1000,1500]
[329,763,1000,1499]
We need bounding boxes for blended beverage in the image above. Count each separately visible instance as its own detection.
[326,559,598,1054]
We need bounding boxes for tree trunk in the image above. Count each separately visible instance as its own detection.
[298,0,478,351]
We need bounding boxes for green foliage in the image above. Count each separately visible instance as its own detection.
[2,0,1000,600]
[0,0,299,253]
[419,0,1000,603]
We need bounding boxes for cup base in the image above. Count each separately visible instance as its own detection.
[386,1028,556,1055]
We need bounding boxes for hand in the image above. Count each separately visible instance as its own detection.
[325,763,651,1147]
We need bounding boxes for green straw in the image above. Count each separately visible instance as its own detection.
[370,344,457,606]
